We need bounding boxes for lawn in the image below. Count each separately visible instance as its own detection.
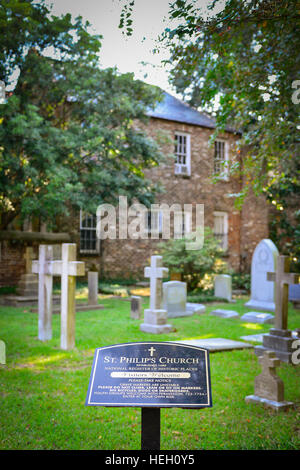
[0,290,299,450]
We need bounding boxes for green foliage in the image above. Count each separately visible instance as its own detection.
[0,0,165,230]
[267,168,300,272]
[158,227,227,291]
[162,0,300,205]
[231,272,251,292]
[98,283,129,297]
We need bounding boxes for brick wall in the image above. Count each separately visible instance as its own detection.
[0,242,26,287]
[96,117,269,278]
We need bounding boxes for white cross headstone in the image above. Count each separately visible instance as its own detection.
[144,255,168,310]
[140,255,173,334]
[32,245,54,341]
[32,243,85,349]
[51,244,85,350]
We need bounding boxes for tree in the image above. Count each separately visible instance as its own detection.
[0,0,164,231]
[119,0,300,266]
[158,227,226,291]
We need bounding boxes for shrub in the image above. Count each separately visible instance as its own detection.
[158,227,227,291]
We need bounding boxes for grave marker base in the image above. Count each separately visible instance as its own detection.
[254,328,295,363]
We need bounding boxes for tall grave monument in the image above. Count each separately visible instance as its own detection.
[32,244,54,341]
[254,255,299,363]
[16,246,38,297]
[245,239,279,312]
[140,255,173,334]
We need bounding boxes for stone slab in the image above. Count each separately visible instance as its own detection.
[241,311,274,324]
[244,299,275,312]
[245,395,294,412]
[210,309,239,319]
[240,331,300,343]
[30,303,104,314]
[186,303,206,314]
[170,338,253,352]
[0,294,60,307]
[240,334,266,343]
[168,303,206,318]
[140,323,173,334]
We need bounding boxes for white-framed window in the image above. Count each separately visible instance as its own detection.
[145,209,163,236]
[174,132,191,176]
[80,210,99,254]
[174,211,192,238]
[213,211,228,251]
[214,139,229,179]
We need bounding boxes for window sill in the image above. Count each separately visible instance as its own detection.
[174,173,191,179]
[79,251,99,256]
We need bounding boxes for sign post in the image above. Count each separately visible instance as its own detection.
[85,341,212,450]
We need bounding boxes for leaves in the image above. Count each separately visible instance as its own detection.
[0,1,165,230]
[161,0,299,201]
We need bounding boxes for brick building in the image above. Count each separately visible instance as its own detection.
[0,91,269,286]
[72,91,269,279]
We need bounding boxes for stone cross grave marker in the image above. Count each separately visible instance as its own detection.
[33,243,85,349]
[146,255,168,310]
[245,350,294,411]
[52,244,85,350]
[254,255,300,363]
[267,255,299,330]
[140,255,172,334]
[32,245,54,341]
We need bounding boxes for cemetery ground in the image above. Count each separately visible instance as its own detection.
[0,285,299,451]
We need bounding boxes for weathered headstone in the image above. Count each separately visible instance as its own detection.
[131,295,142,319]
[88,271,98,306]
[140,256,173,334]
[289,283,300,309]
[163,281,187,317]
[214,274,232,302]
[163,281,205,317]
[0,340,5,365]
[245,350,294,411]
[210,309,239,319]
[240,311,274,324]
[254,255,300,363]
[245,239,279,312]
[32,245,54,341]
[16,246,38,297]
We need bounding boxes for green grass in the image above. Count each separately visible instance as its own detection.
[0,294,299,450]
